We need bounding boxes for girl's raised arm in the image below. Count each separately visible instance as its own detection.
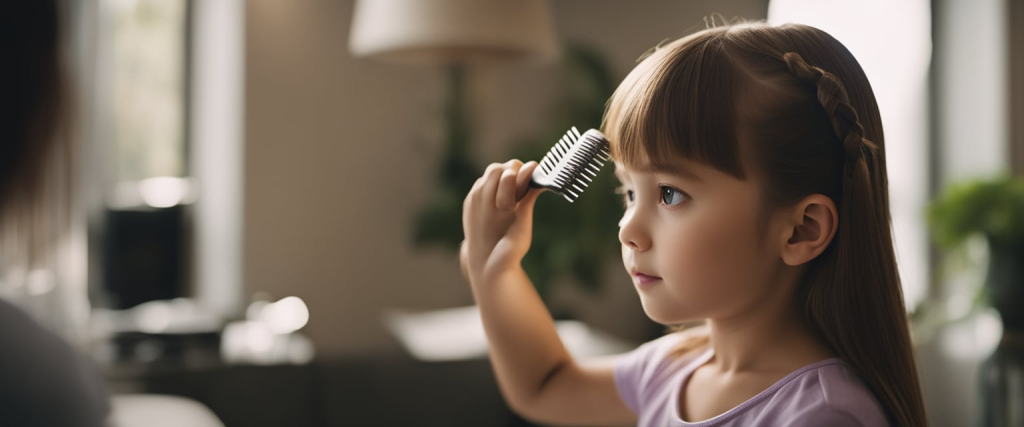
[461,159,636,425]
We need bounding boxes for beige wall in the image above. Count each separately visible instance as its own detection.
[244,0,769,357]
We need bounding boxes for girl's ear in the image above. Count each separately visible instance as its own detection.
[779,194,838,266]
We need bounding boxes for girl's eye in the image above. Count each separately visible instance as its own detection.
[660,186,687,206]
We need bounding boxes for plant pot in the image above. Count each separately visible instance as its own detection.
[978,240,1024,427]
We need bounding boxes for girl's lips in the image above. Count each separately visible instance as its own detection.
[633,273,662,287]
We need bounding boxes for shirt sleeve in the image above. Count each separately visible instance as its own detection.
[612,333,681,414]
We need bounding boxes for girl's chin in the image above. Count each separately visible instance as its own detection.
[639,299,704,325]
[639,304,688,325]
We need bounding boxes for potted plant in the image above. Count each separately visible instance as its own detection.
[411,44,621,308]
[926,174,1024,426]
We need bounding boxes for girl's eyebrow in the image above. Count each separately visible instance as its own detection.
[614,163,704,183]
[652,164,704,183]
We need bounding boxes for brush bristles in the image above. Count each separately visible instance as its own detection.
[535,127,611,202]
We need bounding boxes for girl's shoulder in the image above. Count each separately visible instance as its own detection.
[615,329,710,382]
[768,359,889,426]
[613,330,712,415]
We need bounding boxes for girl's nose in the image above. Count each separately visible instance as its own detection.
[618,211,651,252]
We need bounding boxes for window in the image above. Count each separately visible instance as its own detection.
[108,0,189,182]
[95,0,191,309]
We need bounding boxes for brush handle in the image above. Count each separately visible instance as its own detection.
[517,178,546,202]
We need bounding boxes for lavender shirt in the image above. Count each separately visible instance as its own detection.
[614,332,889,426]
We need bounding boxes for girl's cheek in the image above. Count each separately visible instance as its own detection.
[670,221,736,276]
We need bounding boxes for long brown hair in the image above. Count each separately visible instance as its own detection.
[0,0,73,305]
[601,21,926,426]
[0,1,67,207]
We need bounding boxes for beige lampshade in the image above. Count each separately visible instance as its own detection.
[349,0,560,65]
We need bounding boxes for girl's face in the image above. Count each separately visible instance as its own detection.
[615,159,786,325]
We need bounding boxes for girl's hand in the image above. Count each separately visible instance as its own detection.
[460,159,544,287]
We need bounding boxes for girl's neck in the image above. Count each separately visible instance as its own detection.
[704,279,836,374]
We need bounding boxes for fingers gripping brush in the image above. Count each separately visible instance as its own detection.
[519,127,611,203]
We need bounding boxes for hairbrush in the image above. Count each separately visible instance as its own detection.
[522,126,611,203]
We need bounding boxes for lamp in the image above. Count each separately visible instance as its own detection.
[349,0,559,65]
[347,1,622,326]
[348,0,562,253]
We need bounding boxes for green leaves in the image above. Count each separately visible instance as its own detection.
[411,44,622,301]
[927,174,1024,249]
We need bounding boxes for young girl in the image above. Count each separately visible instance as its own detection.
[460,21,926,426]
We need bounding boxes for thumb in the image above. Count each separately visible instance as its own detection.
[516,187,545,215]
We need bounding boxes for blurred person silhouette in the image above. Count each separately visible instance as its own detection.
[0,1,111,426]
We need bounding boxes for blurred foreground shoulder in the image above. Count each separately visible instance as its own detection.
[0,299,111,427]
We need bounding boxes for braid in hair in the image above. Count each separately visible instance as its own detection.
[782,52,879,172]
